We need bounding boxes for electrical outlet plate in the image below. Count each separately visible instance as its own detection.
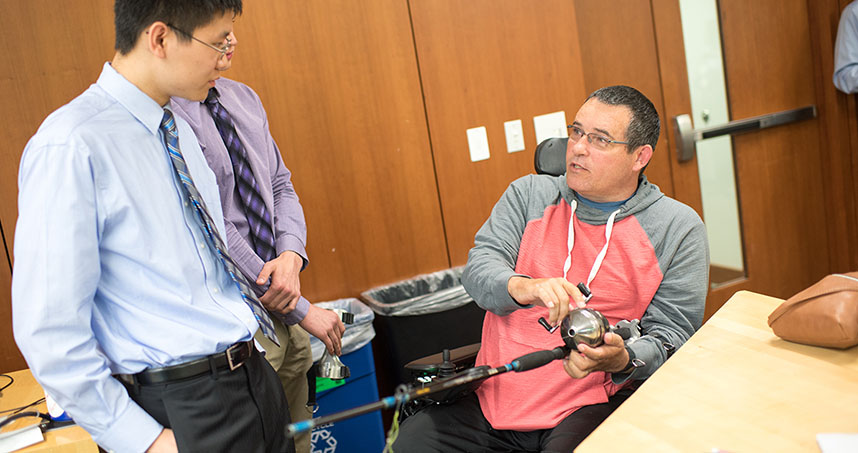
[504,119,525,153]
[533,111,568,145]
[466,126,490,162]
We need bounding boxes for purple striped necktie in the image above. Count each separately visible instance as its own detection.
[204,88,277,262]
[160,109,279,345]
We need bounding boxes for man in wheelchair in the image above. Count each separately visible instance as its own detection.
[393,85,709,452]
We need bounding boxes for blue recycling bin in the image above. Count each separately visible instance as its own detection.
[311,342,385,453]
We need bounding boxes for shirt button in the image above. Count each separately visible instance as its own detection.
[213,288,219,294]
[199,242,206,249]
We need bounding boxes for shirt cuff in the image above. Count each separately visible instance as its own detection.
[272,296,310,325]
[275,234,308,271]
[503,273,533,312]
[93,398,163,453]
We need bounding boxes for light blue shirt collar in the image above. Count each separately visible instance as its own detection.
[97,62,165,135]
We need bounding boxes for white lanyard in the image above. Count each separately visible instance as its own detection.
[562,200,620,290]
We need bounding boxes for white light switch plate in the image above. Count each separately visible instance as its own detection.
[533,111,568,144]
[504,119,525,153]
[466,126,490,162]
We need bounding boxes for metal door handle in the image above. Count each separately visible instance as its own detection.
[672,105,816,162]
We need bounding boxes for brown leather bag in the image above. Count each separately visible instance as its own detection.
[767,272,858,349]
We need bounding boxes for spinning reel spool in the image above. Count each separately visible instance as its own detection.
[534,282,641,347]
[560,308,612,348]
[551,307,642,347]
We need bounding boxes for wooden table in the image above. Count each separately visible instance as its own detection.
[0,369,97,452]
[576,290,858,452]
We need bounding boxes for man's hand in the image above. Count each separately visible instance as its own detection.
[257,251,303,315]
[299,304,346,355]
[507,276,586,326]
[563,332,628,379]
[146,428,177,453]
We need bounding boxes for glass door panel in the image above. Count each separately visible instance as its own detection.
[679,0,745,287]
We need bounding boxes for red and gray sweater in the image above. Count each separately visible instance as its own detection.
[463,174,709,430]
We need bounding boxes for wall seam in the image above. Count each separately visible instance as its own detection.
[406,0,453,268]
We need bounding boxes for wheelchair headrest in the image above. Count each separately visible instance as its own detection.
[534,137,568,176]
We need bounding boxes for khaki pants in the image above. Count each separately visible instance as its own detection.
[255,318,313,453]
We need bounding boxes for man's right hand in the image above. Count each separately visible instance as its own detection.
[507,276,586,326]
[146,428,177,453]
[257,251,304,315]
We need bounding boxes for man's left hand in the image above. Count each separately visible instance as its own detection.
[299,304,346,355]
[563,332,628,379]
[257,251,303,315]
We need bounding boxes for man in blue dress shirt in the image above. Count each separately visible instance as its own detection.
[12,1,292,452]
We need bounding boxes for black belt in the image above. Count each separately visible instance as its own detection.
[115,341,253,386]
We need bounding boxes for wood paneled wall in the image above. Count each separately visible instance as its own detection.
[226,1,449,299]
[410,0,588,264]
[0,221,24,373]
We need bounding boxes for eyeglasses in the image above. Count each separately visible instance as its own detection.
[167,24,233,58]
[567,125,629,150]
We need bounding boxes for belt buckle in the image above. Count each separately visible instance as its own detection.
[226,342,246,371]
[116,374,135,386]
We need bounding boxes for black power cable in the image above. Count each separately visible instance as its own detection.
[0,398,45,415]
[0,411,51,429]
[0,374,12,393]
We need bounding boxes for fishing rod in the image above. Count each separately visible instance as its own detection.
[286,345,571,437]
[287,301,642,438]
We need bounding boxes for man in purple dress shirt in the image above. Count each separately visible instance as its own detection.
[171,34,344,453]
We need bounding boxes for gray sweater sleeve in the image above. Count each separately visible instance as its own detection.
[462,176,538,316]
[615,208,709,383]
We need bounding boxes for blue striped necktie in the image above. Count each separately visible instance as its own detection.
[160,109,279,346]
[204,88,277,262]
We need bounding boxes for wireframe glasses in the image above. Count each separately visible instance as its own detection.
[567,125,629,150]
[168,24,233,58]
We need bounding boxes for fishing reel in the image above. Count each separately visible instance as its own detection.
[316,309,355,380]
[538,284,641,349]
[557,307,641,347]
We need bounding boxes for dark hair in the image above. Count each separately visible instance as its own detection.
[114,0,242,54]
[586,85,660,153]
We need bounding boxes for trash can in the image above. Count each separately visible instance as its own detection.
[360,267,484,400]
[308,298,384,453]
